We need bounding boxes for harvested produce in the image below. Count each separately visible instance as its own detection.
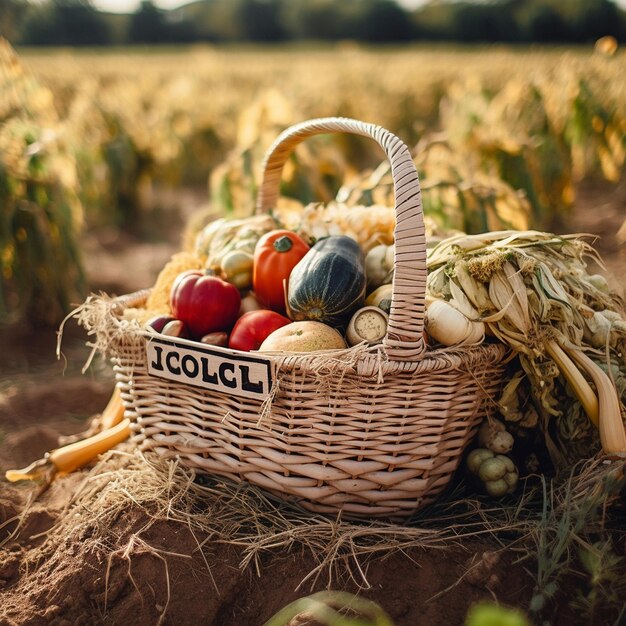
[54,386,126,446]
[146,313,190,339]
[220,250,254,290]
[568,347,626,455]
[146,315,177,333]
[6,417,131,483]
[365,284,393,315]
[228,310,291,351]
[239,292,262,315]
[346,306,388,346]
[200,331,229,347]
[543,339,599,427]
[277,202,395,253]
[145,252,204,314]
[259,321,347,353]
[477,418,514,454]
[253,229,310,314]
[287,236,366,327]
[194,214,277,290]
[170,270,241,338]
[364,244,394,290]
[425,299,485,346]
[99,387,126,431]
[427,230,626,466]
[160,319,190,339]
[466,448,519,497]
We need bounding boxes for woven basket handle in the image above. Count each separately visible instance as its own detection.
[256,117,427,363]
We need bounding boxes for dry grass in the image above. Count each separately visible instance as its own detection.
[11,448,622,606]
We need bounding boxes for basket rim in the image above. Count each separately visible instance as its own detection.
[103,290,509,380]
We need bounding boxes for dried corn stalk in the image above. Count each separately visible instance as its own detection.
[209,91,354,216]
[337,138,532,235]
[427,230,626,468]
[440,78,573,228]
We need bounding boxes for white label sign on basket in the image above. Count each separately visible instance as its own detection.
[146,335,273,401]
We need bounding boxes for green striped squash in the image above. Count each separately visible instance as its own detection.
[287,236,366,327]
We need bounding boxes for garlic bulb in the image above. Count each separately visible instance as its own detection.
[364,244,394,290]
[425,299,485,346]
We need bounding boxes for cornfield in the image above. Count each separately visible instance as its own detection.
[2,41,625,324]
[0,40,85,325]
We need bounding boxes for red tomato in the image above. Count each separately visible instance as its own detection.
[228,310,291,352]
[170,270,241,338]
[253,230,310,314]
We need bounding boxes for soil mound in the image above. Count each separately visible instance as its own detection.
[1,452,537,626]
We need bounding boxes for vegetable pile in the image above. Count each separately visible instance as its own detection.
[138,206,496,357]
[9,207,626,500]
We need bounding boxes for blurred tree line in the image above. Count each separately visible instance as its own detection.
[2,0,625,46]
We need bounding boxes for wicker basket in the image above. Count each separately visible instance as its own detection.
[90,118,508,519]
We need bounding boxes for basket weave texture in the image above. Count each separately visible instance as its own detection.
[89,118,508,519]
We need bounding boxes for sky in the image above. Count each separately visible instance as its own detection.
[92,0,626,15]
[92,0,427,11]
[91,0,424,11]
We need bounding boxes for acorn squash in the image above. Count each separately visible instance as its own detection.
[287,236,366,327]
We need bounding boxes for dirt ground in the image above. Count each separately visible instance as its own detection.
[0,181,624,625]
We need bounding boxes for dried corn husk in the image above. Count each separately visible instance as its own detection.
[276,201,395,253]
[427,230,626,468]
[145,251,204,314]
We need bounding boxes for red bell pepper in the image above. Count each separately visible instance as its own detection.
[253,230,310,314]
[228,310,291,351]
[170,270,241,338]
